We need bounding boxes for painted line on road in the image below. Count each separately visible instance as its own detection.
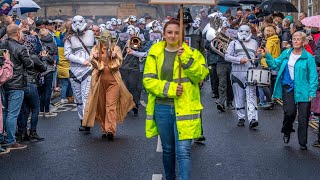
[140,100,147,108]
[156,135,163,152]
[152,174,163,180]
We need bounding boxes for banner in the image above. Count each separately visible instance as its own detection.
[150,33,162,41]
[118,33,130,41]
[225,29,238,38]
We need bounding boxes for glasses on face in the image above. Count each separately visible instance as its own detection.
[292,38,303,42]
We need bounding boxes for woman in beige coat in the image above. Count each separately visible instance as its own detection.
[82,30,135,140]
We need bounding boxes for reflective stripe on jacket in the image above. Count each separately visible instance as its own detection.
[143,41,209,140]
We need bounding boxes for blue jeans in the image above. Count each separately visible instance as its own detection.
[17,83,40,132]
[154,104,192,180]
[0,90,24,145]
[60,78,73,99]
[38,72,54,112]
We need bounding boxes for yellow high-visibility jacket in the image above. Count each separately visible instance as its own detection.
[143,41,209,140]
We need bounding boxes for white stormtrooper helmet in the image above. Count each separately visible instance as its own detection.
[134,27,140,34]
[130,16,137,22]
[117,19,122,25]
[99,24,106,32]
[221,16,230,28]
[138,18,145,25]
[111,18,117,26]
[72,15,87,33]
[237,24,252,42]
[106,23,113,31]
[192,18,201,28]
[127,25,136,35]
[152,25,163,34]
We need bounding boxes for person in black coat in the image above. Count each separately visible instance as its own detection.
[17,35,48,141]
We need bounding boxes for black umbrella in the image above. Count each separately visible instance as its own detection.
[258,0,298,12]
[239,0,262,5]
[217,0,241,7]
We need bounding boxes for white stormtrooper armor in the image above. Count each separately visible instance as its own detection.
[64,15,95,125]
[225,24,259,127]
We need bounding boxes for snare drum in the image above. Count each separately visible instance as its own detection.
[247,67,271,86]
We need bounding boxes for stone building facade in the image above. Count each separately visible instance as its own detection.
[34,0,162,20]
[286,0,319,20]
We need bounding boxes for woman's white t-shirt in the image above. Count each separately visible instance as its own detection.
[287,52,301,80]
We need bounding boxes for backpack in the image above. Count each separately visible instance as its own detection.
[0,59,13,86]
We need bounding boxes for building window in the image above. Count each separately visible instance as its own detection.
[308,0,313,16]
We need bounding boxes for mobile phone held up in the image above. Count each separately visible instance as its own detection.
[0,49,8,66]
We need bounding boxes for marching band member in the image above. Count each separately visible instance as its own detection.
[143,19,209,180]
[116,19,124,33]
[225,24,259,128]
[64,15,95,132]
[259,31,318,150]
[110,18,117,31]
[120,25,147,116]
[82,30,135,140]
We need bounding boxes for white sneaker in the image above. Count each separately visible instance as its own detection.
[45,112,57,117]
[60,99,69,104]
[38,112,45,117]
[50,105,58,112]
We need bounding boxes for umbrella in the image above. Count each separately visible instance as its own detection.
[258,0,298,12]
[8,0,40,15]
[217,0,241,7]
[301,15,320,28]
[238,0,262,5]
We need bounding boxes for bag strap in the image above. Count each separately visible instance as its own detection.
[238,40,252,60]
[75,34,90,55]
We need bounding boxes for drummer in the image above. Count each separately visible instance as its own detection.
[258,31,318,150]
[225,24,259,129]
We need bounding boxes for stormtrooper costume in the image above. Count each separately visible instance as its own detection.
[64,15,95,130]
[225,24,259,128]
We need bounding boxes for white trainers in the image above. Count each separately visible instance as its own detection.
[60,99,69,104]
[50,105,58,112]
[38,112,45,117]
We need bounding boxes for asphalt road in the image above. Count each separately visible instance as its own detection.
[1,82,320,180]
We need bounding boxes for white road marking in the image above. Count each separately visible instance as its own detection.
[140,100,147,108]
[156,135,163,153]
[152,174,163,180]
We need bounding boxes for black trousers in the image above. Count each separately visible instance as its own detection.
[209,64,219,95]
[216,63,233,105]
[121,69,142,108]
[282,85,311,146]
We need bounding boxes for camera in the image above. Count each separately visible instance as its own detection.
[0,49,8,66]
[260,39,266,49]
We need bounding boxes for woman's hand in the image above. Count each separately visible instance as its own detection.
[3,50,10,61]
[40,50,48,57]
[176,84,183,96]
[177,47,184,57]
[257,47,269,57]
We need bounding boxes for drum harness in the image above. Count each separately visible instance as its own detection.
[231,40,257,88]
